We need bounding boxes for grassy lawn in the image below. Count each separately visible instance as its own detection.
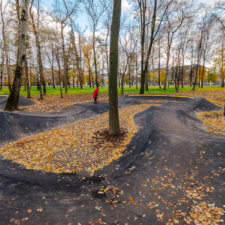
[0,85,224,96]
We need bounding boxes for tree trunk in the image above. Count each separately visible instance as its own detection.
[73,75,75,89]
[25,58,31,98]
[5,51,11,92]
[1,6,11,92]
[0,53,4,90]
[158,38,161,89]
[51,50,55,89]
[108,0,121,135]
[139,0,146,94]
[93,31,99,88]
[70,26,83,90]
[201,60,205,88]
[30,2,46,96]
[5,0,28,111]
[189,46,194,87]
[140,0,158,94]
[121,75,125,95]
[0,70,2,90]
[51,65,55,89]
[78,37,84,90]
[221,38,224,88]
[55,48,63,98]
[193,64,199,91]
[61,23,69,94]
[136,54,138,90]
[164,37,171,90]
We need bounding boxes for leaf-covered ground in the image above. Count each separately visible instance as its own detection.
[196,111,225,136]
[20,94,109,112]
[0,104,156,174]
[173,89,225,107]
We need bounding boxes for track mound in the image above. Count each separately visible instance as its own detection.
[0,102,109,146]
[0,95,35,109]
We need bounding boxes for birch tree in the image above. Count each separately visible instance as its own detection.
[5,0,28,111]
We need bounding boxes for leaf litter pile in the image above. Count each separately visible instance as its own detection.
[196,111,225,135]
[0,104,153,174]
[172,89,225,108]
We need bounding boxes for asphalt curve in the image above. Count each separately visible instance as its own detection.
[0,95,224,225]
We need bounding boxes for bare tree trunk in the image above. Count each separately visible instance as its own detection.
[25,58,31,98]
[88,69,92,87]
[93,31,99,88]
[136,54,138,90]
[193,65,200,91]
[189,45,194,87]
[5,50,11,92]
[140,0,158,94]
[5,0,28,111]
[181,57,184,88]
[30,0,46,96]
[51,50,55,89]
[0,71,2,90]
[78,36,84,90]
[0,51,4,90]
[55,48,63,98]
[164,42,171,90]
[61,22,69,93]
[0,1,11,92]
[139,0,146,94]
[201,59,205,88]
[158,38,161,89]
[121,73,125,95]
[128,70,131,88]
[164,29,175,90]
[221,37,224,87]
[152,46,155,86]
[69,22,83,90]
[109,0,121,135]
[193,51,202,90]
[51,65,55,89]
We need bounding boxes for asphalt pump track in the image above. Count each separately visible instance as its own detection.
[0,95,224,225]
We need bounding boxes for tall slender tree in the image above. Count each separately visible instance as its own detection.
[108,0,122,135]
[139,0,171,94]
[53,0,80,93]
[5,0,28,111]
[0,0,11,92]
[30,0,45,99]
[84,0,108,88]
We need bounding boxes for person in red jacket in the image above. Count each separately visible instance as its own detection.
[93,87,99,104]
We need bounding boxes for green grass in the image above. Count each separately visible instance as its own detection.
[0,85,224,96]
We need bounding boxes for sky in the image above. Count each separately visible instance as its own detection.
[41,0,131,31]
[41,0,214,30]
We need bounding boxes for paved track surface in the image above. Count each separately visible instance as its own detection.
[0,95,224,225]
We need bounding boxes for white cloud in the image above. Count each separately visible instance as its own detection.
[122,0,131,11]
